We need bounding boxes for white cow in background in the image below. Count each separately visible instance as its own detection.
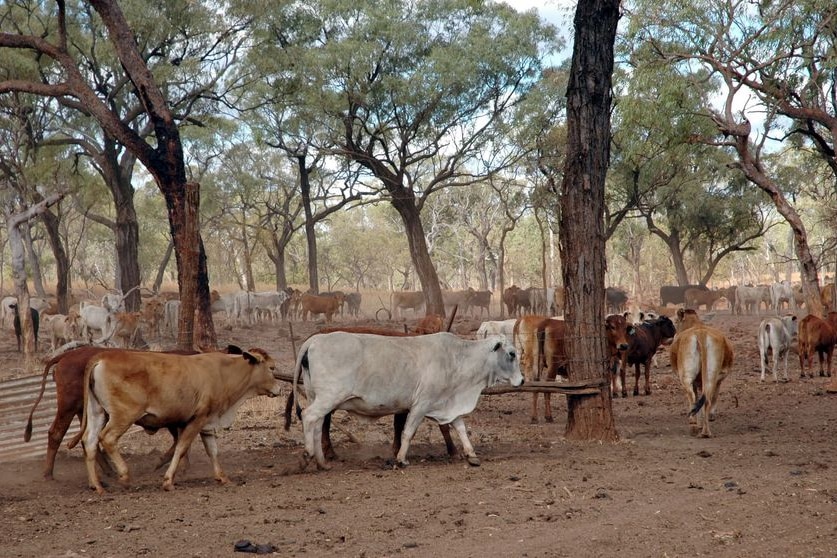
[758,315,799,382]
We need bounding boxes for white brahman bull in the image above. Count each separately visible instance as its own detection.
[758,315,798,382]
[293,332,522,470]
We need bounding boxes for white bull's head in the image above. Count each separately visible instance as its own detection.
[488,336,524,387]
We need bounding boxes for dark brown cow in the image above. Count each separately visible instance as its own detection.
[11,303,39,352]
[300,293,341,322]
[659,284,708,307]
[24,346,197,480]
[284,326,457,461]
[798,313,837,378]
[465,290,492,317]
[605,287,628,315]
[502,286,520,316]
[684,288,726,311]
[619,315,678,397]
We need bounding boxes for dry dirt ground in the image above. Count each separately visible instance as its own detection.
[2,309,837,558]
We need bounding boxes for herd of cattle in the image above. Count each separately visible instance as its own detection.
[6,276,837,494]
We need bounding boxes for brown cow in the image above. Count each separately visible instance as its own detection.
[392,291,425,319]
[684,288,726,311]
[284,326,457,461]
[797,313,837,379]
[414,314,444,334]
[821,284,836,311]
[512,315,550,422]
[300,293,341,323]
[81,347,281,492]
[605,314,634,396]
[24,346,198,480]
[669,323,734,437]
[465,290,492,317]
[107,311,143,348]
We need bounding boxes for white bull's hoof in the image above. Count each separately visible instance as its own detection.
[466,455,481,467]
[396,459,410,468]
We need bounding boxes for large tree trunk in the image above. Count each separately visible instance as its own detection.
[392,198,444,316]
[559,0,620,442]
[22,224,46,297]
[297,155,319,293]
[40,207,70,313]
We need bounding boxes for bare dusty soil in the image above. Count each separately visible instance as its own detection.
[2,310,837,558]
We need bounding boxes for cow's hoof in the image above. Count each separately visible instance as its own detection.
[163,481,175,491]
[466,456,481,467]
[396,460,410,469]
[698,431,712,439]
[530,418,538,424]
[644,390,652,396]
[545,416,554,423]
[621,392,627,398]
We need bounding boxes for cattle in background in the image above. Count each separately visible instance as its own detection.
[758,315,798,382]
[513,315,551,422]
[551,286,565,316]
[82,347,282,492]
[209,290,237,325]
[442,289,474,314]
[684,288,726,311]
[44,312,81,351]
[101,292,126,313]
[1,295,18,328]
[619,315,677,397]
[392,291,425,319]
[10,303,39,352]
[321,291,347,317]
[669,322,734,438]
[78,301,114,342]
[345,292,362,318]
[797,313,837,379]
[733,285,771,315]
[476,319,517,339]
[465,290,492,317]
[107,311,143,348]
[162,300,181,338]
[415,314,444,334]
[659,284,708,307]
[821,284,836,311]
[141,297,165,339]
[293,331,522,469]
[300,293,342,323]
[605,287,628,315]
[513,287,533,315]
[606,314,635,396]
[770,280,796,313]
[502,286,520,316]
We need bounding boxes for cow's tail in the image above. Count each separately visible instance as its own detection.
[24,353,63,442]
[286,345,309,430]
[70,356,98,450]
[689,394,706,416]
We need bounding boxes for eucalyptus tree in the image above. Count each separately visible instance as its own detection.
[558,0,620,441]
[626,0,837,314]
[0,0,252,348]
[243,0,560,315]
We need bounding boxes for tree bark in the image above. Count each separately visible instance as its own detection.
[40,206,70,313]
[21,223,46,297]
[297,155,319,293]
[393,197,445,316]
[559,0,620,442]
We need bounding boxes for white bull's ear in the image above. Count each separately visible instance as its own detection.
[492,341,503,352]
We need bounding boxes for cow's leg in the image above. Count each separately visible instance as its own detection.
[322,412,337,460]
[198,430,229,486]
[438,424,457,458]
[643,362,652,396]
[162,420,204,490]
[449,417,479,466]
[530,393,540,424]
[633,364,640,396]
[97,418,134,488]
[394,411,426,467]
[301,403,330,470]
[543,393,553,422]
[780,348,790,382]
[82,407,108,494]
[43,406,76,481]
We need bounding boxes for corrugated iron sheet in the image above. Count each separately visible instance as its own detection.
[0,373,77,464]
